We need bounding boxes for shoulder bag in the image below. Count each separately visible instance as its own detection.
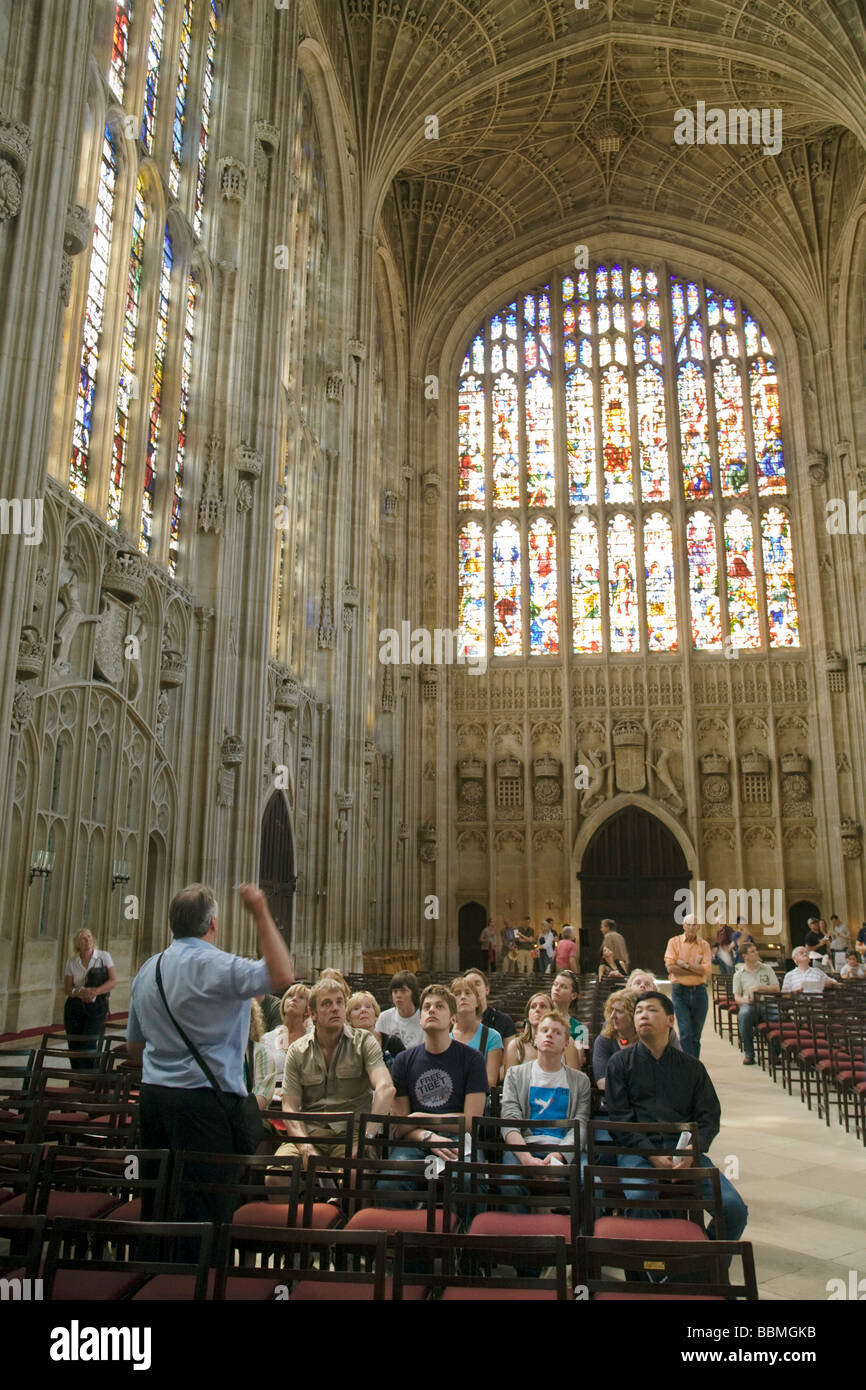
[155,953,263,1154]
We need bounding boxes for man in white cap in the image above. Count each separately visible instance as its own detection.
[663,913,712,1058]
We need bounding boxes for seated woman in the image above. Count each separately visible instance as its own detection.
[450,975,503,1087]
[245,999,279,1151]
[550,970,588,1066]
[592,989,638,1091]
[347,989,405,1070]
[503,991,582,1075]
[63,928,117,1070]
[317,967,351,999]
[260,982,311,1082]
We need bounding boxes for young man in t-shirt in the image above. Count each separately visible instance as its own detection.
[732,941,780,1065]
[386,984,488,1166]
[501,1010,591,1170]
[375,971,424,1049]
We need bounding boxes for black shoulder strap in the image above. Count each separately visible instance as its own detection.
[479,1025,489,1053]
[155,952,227,1102]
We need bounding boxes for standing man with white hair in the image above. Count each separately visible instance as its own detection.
[663,913,712,1058]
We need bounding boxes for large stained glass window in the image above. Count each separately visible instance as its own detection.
[170,273,197,573]
[528,517,558,654]
[70,127,118,500]
[193,1,217,237]
[169,0,195,196]
[141,228,172,553]
[458,523,486,659]
[456,262,798,659]
[493,520,521,656]
[108,1,133,102]
[108,179,147,529]
[141,0,165,154]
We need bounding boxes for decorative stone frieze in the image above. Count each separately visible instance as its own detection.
[219,157,247,202]
[841,819,862,859]
[234,444,262,479]
[198,437,226,533]
[826,651,847,693]
[420,665,438,700]
[0,111,30,221]
[457,756,485,821]
[418,822,438,862]
[326,371,344,401]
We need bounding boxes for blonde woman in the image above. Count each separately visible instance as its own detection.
[63,928,117,1069]
[260,983,310,1080]
[503,991,582,1075]
[450,975,503,1087]
[347,990,405,1070]
[316,968,351,999]
[591,989,638,1090]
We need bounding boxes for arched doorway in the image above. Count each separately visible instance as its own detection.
[788,899,820,950]
[458,901,487,972]
[578,806,690,975]
[259,794,296,946]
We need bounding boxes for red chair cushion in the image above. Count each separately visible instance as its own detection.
[468,1212,572,1238]
[292,1277,427,1300]
[442,1287,561,1300]
[0,1188,14,1206]
[50,1270,143,1300]
[104,1197,144,1220]
[593,1217,708,1241]
[132,1272,216,1301]
[232,1201,340,1230]
[344,1208,457,1233]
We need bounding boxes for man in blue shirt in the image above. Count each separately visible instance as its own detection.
[126,882,293,1224]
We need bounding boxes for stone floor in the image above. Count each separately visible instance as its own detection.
[701,1018,866,1300]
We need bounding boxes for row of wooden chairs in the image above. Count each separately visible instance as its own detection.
[0,1212,757,1300]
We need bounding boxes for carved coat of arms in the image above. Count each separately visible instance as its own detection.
[93,595,128,686]
[613,720,646,792]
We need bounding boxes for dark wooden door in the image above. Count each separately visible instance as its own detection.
[458,901,488,972]
[578,807,690,975]
[259,794,296,947]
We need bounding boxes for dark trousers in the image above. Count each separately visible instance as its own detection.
[671,983,709,1058]
[140,1084,242,1228]
[63,997,106,1070]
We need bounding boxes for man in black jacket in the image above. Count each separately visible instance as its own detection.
[605,991,747,1240]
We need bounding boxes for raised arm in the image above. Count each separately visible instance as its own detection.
[239,883,294,991]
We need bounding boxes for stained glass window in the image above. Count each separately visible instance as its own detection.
[565,368,596,505]
[493,520,522,656]
[458,373,485,510]
[70,127,118,500]
[170,0,195,196]
[141,0,165,154]
[528,518,559,654]
[636,364,669,502]
[749,357,786,494]
[525,371,555,506]
[108,179,147,529]
[713,356,748,496]
[570,516,602,653]
[686,510,721,648]
[608,514,639,652]
[458,522,486,659]
[678,362,712,500]
[108,1,133,101]
[456,261,799,659]
[491,373,519,507]
[194,0,217,237]
[141,228,172,553]
[724,508,761,648]
[170,274,196,573]
[644,512,677,650]
[602,366,633,503]
[761,507,799,647]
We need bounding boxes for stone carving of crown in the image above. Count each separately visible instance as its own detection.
[17,627,46,680]
[613,720,644,746]
[102,549,147,603]
[700,753,729,775]
[220,731,245,766]
[159,650,186,689]
[533,756,561,778]
[458,758,485,779]
[781,751,809,774]
[741,752,769,775]
[496,757,521,779]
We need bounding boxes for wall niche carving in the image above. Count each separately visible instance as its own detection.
[532,755,562,820]
[457,757,486,821]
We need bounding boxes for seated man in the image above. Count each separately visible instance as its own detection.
[501,1009,591,1171]
[782,945,841,995]
[383,984,488,1179]
[732,941,780,1065]
[605,991,747,1241]
[273,979,394,1173]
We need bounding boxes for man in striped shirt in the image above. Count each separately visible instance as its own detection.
[782,945,841,995]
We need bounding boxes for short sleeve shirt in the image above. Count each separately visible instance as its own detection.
[527,1062,572,1143]
[391,1040,489,1114]
[127,938,271,1094]
[732,963,777,998]
[376,1006,424,1048]
[64,949,114,988]
[283,1026,384,1120]
[554,939,577,970]
[453,1023,503,1056]
[782,967,828,995]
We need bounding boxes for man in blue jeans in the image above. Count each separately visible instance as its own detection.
[732,941,780,1064]
[606,991,748,1241]
[664,913,712,1057]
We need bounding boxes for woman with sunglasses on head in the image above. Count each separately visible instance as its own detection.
[502,991,582,1076]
